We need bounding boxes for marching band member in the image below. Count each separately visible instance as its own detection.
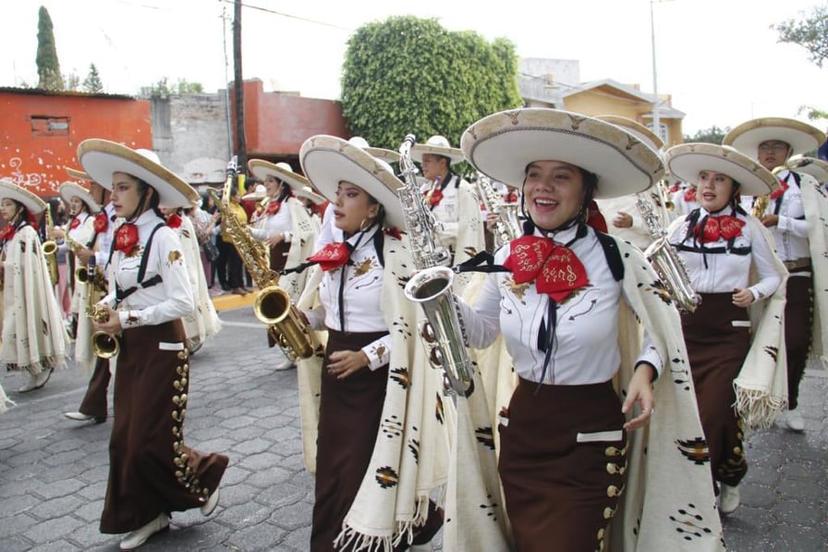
[724,118,828,433]
[665,143,786,515]
[298,135,445,552]
[78,139,227,550]
[785,155,828,190]
[0,179,69,392]
[453,109,722,551]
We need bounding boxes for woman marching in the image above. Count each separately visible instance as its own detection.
[451,109,723,551]
[0,179,69,392]
[664,143,787,515]
[77,140,228,550]
[297,135,445,551]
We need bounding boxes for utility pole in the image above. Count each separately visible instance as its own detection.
[233,0,247,172]
[649,0,660,141]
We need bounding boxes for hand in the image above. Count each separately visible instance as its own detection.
[732,288,755,308]
[92,305,122,335]
[49,227,65,240]
[613,211,633,229]
[327,350,369,379]
[75,246,93,264]
[761,214,779,227]
[622,363,655,431]
[266,233,285,247]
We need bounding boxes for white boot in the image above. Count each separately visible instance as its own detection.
[786,409,805,432]
[119,514,169,550]
[18,368,52,393]
[201,487,220,516]
[719,483,740,515]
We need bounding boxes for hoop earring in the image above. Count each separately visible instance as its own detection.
[359,217,374,232]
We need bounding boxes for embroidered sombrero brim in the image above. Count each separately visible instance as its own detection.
[247,159,311,194]
[295,186,326,205]
[0,179,47,215]
[786,155,828,183]
[461,108,665,199]
[411,143,465,165]
[65,166,92,182]
[364,147,402,165]
[723,118,825,158]
[242,190,266,202]
[300,135,405,229]
[664,143,777,197]
[59,181,101,213]
[595,114,664,152]
[77,139,199,209]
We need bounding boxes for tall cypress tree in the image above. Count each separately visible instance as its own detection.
[36,6,63,90]
[83,63,103,93]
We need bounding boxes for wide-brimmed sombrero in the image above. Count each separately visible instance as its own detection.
[0,179,47,215]
[723,117,825,158]
[664,143,777,197]
[299,135,405,228]
[786,155,828,183]
[247,160,312,193]
[595,114,664,152]
[412,135,465,165]
[64,166,91,182]
[242,184,267,202]
[461,108,665,198]
[295,186,326,205]
[59,181,101,213]
[364,147,401,164]
[77,140,198,209]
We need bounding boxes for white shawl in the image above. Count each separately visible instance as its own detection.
[279,198,319,302]
[798,172,828,368]
[177,216,222,348]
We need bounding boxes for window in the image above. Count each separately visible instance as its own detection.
[648,122,669,143]
[30,116,70,136]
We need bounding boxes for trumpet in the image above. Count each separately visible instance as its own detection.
[42,209,58,286]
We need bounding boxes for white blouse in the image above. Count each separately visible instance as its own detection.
[425,174,465,248]
[668,208,781,301]
[94,203,119,268]
[58,212,94,253]
[100,210,194,329]
[303,225,391,371]
[458,225,663,385]
[249,198,295,243]
[747,170,810,262]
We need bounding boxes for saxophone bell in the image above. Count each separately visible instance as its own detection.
[254,285,314,360]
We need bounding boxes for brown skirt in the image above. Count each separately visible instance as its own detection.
[311,328,390,552]
[785,271,813,409]
[498,378,627,552]
[681,292,749,487]
[100,320,228,534]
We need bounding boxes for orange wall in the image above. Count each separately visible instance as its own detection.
[0,90,152,197]
[230,79,349,157]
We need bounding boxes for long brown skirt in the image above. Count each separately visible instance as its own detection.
[100,320,228,534]
[785,272,813,409]
[498,378,627,552]
[311,328,390,552]
[681,292,749,487]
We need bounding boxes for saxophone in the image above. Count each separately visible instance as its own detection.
[211,164,314,360]
[84,257,119,358]
[42,208,59,286]
[476,172,520,249]
[398,135,473,396]
[637,193,701,313]
[753,165,786,218]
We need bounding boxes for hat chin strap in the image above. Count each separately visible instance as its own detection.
[126,188,153,222]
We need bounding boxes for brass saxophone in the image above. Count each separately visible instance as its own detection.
[753,165,786,218]
[398,134,473,396]
[42,208,59,286]
[476,172,520,249]
[211,165,313,360]
[637,193,701,313]
[85,257,119,358]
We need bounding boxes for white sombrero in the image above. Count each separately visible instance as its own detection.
[295,186,326,205]
[664,143,777,197]
[786,155,828,184]
[65,166,92,182]
[247,160,311,194]
[242,184,267,201]
[0,179,47,215]
[412,135,465,165]
[364,147,401,164]
[723,117,825,158]
[77,140,198,209]
[595,115,664,152]
[59,181,101,213]
[461,108,665,198]
[300,135,405,228]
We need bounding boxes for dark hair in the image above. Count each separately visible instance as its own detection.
[277,181,292,203]
[132,177,164,220]
[366,194,387,228]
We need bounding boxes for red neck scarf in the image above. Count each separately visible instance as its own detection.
[69,217,80,230]
[93,211,109,233]
[694,213,745,243]
[114,223,140,255]
[503,235,589,303]
[166,213,182,229]
[684,187,697,203]
[266,200,282,215]
[0,225,15,242]
[770,178,789,200]
[307,242,351,272]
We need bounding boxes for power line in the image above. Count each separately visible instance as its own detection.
[216,0,351,31]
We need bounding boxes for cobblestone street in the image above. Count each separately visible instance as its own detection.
[0,308,826,551]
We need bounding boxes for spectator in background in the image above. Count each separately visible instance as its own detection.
[818,134,827,161]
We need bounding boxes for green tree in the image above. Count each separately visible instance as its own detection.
[341,16,523,149]
[142,77,204,98]
[83,63,103,93]
[36,6,63,90]
[683,125,729,144]
[774,5,828,67]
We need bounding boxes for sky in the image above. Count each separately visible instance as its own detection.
[2,0,826,135]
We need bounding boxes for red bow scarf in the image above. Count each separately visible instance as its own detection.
[427,187,444,208]
[69,217,80,230]
[770,179,788,201]
[306,242,351,272]
[114,223,140,255]
[684,187,697,203]
[693,215,745,244]
[586,200,608,233]
[93,211,109,234]
[166,213,182,229]
[0,225,15,242]
[502,235,589,303]
[266,200,282,216]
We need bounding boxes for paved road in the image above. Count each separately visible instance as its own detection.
[0,308,825,551]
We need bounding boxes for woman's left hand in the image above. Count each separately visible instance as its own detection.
[622,362,655,431]
[327,350,370,379]
[732,288,755,308]
[92,305,122,335]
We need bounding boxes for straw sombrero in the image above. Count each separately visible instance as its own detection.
[723,117,825,158]
[595,115,664,152]
[77,140,198,209]
[664,143,777,197]
[412,135,465,165]
[242,184,267,202]
[299,135,405,228]
[65,166,91,182]
[0,179,47,215]
[295,186,326,205]
[59,181,101,213]
[364,147,401,165]
[461,108,665,198]
[247,160,311,193]
[786,155,828,184]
